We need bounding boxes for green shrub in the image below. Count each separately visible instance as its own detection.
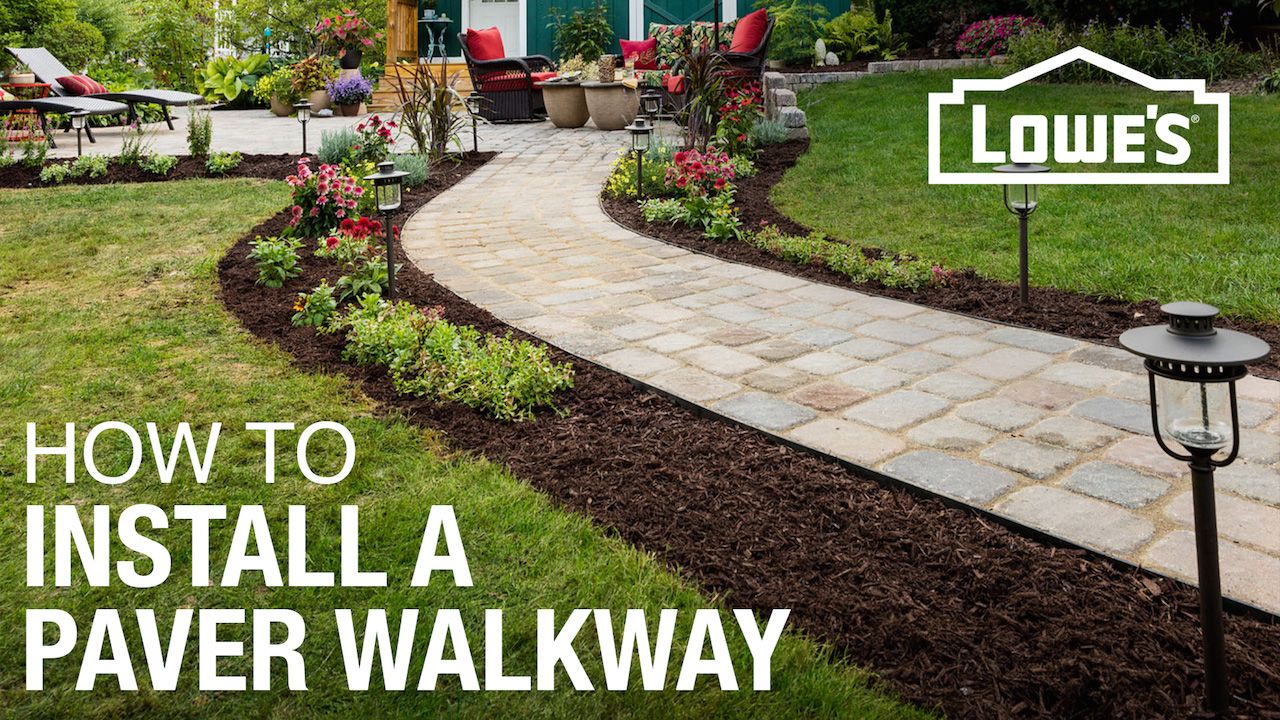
[199,53,270,105]
[117,125,152,166]
[1262,67,1280,94]
[130,1,209,93]
[650,193,744,242]
[393,152,430,188]
[750,118,790,146]
[745,225,946,291]
[75,0,134,52]
[32,19,104,73]
[1024,0,1251,31]
[336,255,394,302]
[254,66,300,106]
[823,7,905,62]
[331,295,575,422]
[291,279,339,327]
[547,1,613,62]
[205,150,243,175]
[69,154,109,178]
[186,106,213,158]
[640,198,685,223]
[20,137,48,168]
[246,235,303,288]
[877,0,1028,46]
[318,126,359,164]
[757,0,827,66]
[1007,21,1257,83]
[39,163,71,184]
[139,153,179,175]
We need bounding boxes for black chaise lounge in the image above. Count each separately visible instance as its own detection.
[0,96,128,146]
[8,47,202,130]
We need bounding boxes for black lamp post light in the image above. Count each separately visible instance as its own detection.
[365,160,409,299]
[464,92,486,154]
[993,162,1049,307]
[1119,302,1270,715]
[625,117,653,200]
[69,109,89,157]
[641,88,663,122]
[293,101,312,156]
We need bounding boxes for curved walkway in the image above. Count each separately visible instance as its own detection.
[402,124,1280,613]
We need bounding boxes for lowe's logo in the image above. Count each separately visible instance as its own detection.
[928,47,1230,185]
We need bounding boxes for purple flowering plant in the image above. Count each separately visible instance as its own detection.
[955,15,1044,58]
[327,74,374,105]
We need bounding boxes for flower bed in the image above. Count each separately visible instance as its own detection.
[0,153,298,188]
[217,149,1280,720]
[602,140,1280,381]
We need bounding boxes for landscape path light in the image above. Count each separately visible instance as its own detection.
[69,109,89,157]
[365,160,409,298]
[1118,301,1270,716]
[993,162,1049,306]
[626,117,653,200]
[641,87,662,121]
[293,101,311,156]
[464,93,485,154]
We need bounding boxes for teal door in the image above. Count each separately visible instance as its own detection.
[644,0,718,30]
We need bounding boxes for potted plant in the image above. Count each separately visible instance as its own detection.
[538,55,591,128]
[9,64,35,85]
[314,9,383,69]
[254,66,300,116]
[327,74,373,116]
[290,56,339,111]
[422,0,437,19]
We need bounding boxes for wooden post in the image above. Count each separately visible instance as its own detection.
[386,0,419,65]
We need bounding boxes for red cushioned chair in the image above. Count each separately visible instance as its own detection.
[458,27,556,122]
[719,9,774,79]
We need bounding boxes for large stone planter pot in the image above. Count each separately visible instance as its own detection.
[269,95,292,116]
[581,81,639,131]
[307,89,330,112]
[537,82,589,128]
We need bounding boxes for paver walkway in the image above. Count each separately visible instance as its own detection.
[401,123,1280,613]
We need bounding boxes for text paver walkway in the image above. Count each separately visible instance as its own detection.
[401,124,1280,613]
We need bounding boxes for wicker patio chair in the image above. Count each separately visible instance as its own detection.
[8,47,202,130]
[458,28,556,122]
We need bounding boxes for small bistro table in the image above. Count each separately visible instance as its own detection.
[580,81,639,131]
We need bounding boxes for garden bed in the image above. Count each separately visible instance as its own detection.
[0,153,299,189]
[601,140,1280,381]
[219,152,1280,719]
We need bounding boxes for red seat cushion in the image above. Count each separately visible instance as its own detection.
[664,74,686,95]
[730,8,768,53]
[466,26,506,61]
[57,75,108,96]
[481,70,556,92]
[619,38,659,70]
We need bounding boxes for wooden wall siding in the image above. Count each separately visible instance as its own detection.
[386,0,421,63]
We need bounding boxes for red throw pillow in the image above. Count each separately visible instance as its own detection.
[466,26,506,61]
[619,38,659,70]
[56,74,108,96]
[730,8,767,53]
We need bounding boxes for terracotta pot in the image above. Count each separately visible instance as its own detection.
[581,81,639,131]
[339,48,362,69]
[539,83,589,129]
[269,95,293,116]
[337,103,361,117]
[308,89,330,112]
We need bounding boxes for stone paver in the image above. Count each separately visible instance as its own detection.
[401,122,1280,612]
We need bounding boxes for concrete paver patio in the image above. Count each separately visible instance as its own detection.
[399,123,1280,613]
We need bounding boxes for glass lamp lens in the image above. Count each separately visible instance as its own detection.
[1156,375,1232,450]
[633,131,648,151]
[377,182,401,212]
[1007,184,1036,212]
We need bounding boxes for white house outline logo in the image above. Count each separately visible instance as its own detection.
[927,46,1230,185]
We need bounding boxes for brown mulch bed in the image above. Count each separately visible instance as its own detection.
[219,153,1280,719]
[0,153,299,189]
[602,140,1280,382]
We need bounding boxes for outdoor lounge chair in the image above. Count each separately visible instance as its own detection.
[458,28,555,123]
[7,47,202,130]
[0,96,129,147]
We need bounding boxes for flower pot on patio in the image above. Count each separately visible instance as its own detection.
[339,48,363,70]
[9,71,35,84]
[337,103,361,116]
[537,81,589,129]
[308,89,330,112]
[581,81,638,131]
[269,95,293,116]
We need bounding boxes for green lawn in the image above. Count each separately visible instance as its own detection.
[0,180,927,719]
[775,71,1280,322]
